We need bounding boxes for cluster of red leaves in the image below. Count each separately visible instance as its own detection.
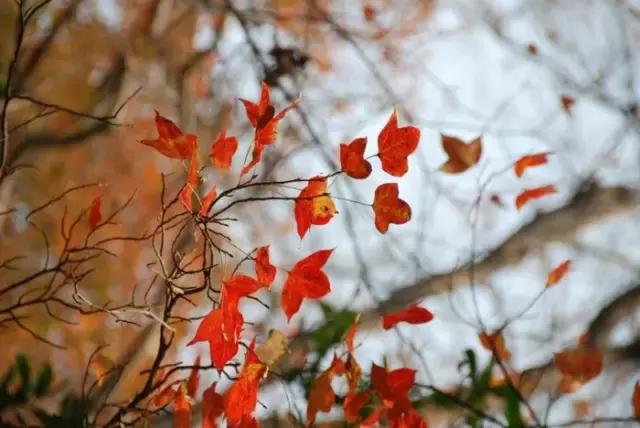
[151,357,201,428]
[306,310,432,426]
[336,111,420,236]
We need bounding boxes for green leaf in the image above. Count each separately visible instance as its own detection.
[311,304,356,358]
[494,385,525,428]
[33,364,53,397]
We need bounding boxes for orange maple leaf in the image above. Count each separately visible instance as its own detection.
[187,308,243,371]
[88,195,102,230]
[514,152,552,177]
[202,382,224,428]
[478,331,511,361]
[281,249,333,320]
[515,185,557,210]
[173,383,192,428]
[546,259,571,288]
[199,184,218,217]
[340,137,372,179]
[179,151,200,212]
[555,346,603,393]
[307,355,345,425]
[294,176,336,239]
[377,111,420,177]
[256,246,276,287]
[210,130,238,171]
[372,183,411,234]
[344,390,371,423]
[439,134,482,174]
[139,111,197,159]
[239,82,299,175]
[382,304,433,330]
[223,342,266,426]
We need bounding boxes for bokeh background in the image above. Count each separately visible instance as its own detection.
[1,0,640,426]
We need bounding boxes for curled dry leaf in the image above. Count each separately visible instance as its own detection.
[255,329,289,367]
[340,137,372,179]
[439,134,482,174]
[209,130,238,171]
[372,183,411,234]
[377,111,420,177]
[515,185,557,210]
[478,331,511,361]
[139,111,197,159]
[546,259,571,288]
[281,249,334,320]
[514,152,552,177]
[382,304,434,329]
[239,82,299,175]
[294,176,336,239]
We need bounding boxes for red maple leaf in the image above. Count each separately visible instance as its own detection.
[187,308,243,371]
[281,249,333,320]
[377,111,420,177]
[294,176,336,239]
[139,111,197,159]
[210,130,238,171]
[239,82,299,175]
[340,137,372,179]
[255,246,276,287]
[373,183,411,234]
[88,195,102,230]
[223,342,266,426]
[382,305,433,330]
[202,382,224,428]
[515,185,557,210]
[514,152,552,177]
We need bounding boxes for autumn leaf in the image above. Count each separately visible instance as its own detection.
[340,137,372,179]
[202,382,224,428]
[255,329,289,367]
[179,151,199,212]
[372,183,411,234]
[514,152,552,177]
[255,245,276,287]
[439,134,482,174]
[345,315,359,353]
[223,343,266,426]
[377,111,420,177]
[478,331,511,361]
[546,259,571,288]
[174,383,192,428]
[239,82,299,175]
[187,308,243,370]
[515,185,557,210]
[382,304,434,330]
[345,353,362,394]
[371,363,416,412]
[294,177,336,239]
[139,111,197,159]
[306,355,345,425]
[187,355,200,398]
[210,130,238,171]
[199,184,218,216]
[555,346,603,393]
[307,368,336,425]
[281,249,334,320]
[344,390,371,423]
[561,95,576,115]
[632,381,640,421]
[220,275,263,336]
[363,3,376,22]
